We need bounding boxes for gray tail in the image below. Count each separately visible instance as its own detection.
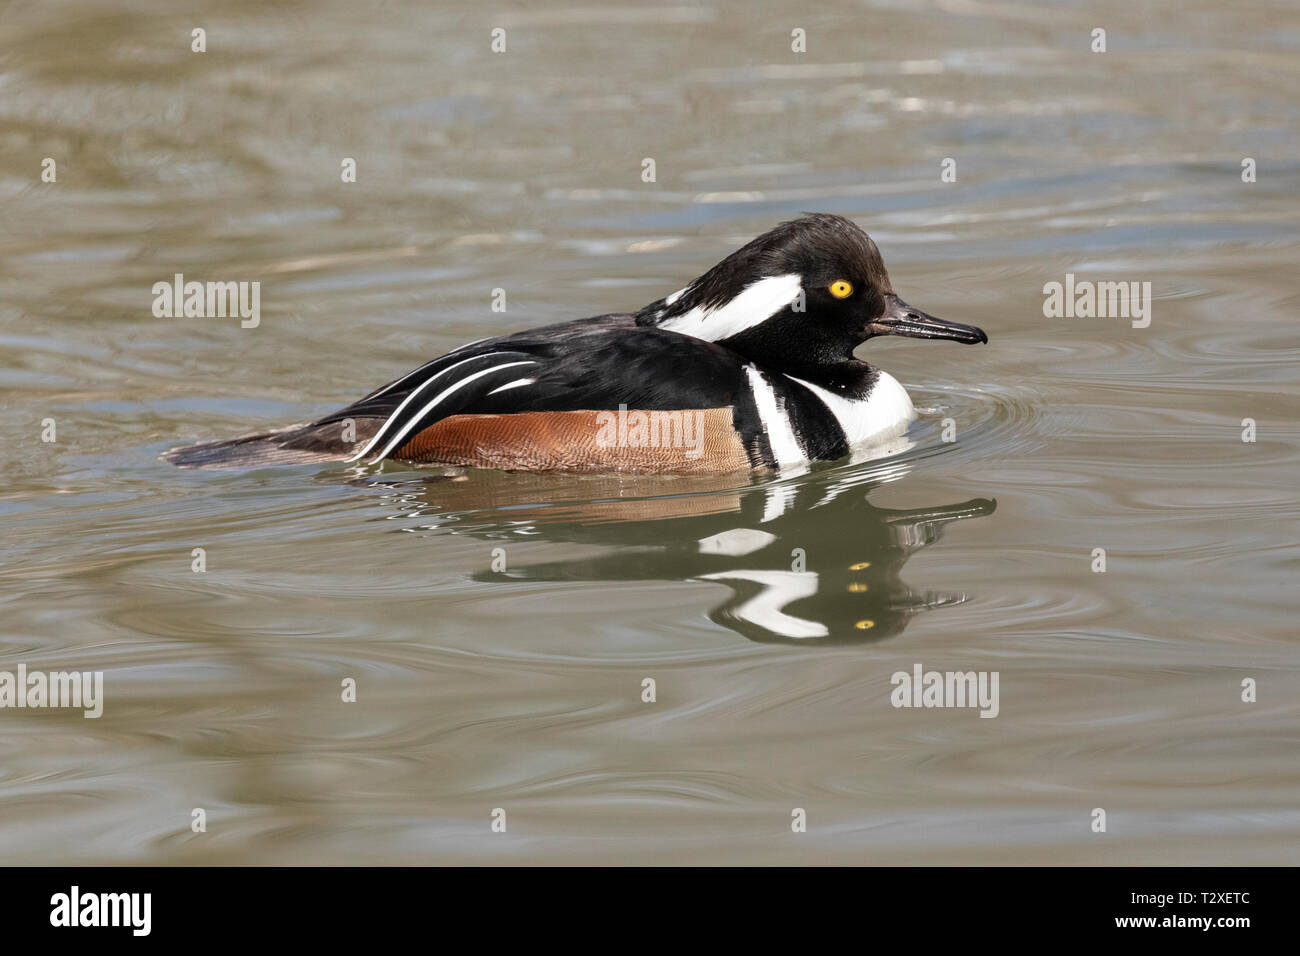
[162,418,383,470]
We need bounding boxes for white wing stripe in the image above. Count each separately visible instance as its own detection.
[348,352,516,462]
[366,361,537,463]
[366,338,496,402]
[486,377,535,395]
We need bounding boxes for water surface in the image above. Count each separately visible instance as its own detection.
[1,0,1298,864]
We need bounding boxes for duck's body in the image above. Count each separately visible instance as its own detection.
[164,215,986,473]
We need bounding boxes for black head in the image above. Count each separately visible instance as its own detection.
[636,214,986,374]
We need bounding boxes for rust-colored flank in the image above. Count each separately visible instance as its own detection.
[394,408,751,474]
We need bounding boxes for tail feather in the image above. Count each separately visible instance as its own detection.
[162,418,383,470]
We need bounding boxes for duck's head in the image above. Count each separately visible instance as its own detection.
[636,213,986,373]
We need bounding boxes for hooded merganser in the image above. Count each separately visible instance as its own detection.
[164,214,987,473]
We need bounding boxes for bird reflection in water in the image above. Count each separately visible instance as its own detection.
[362,459,995,645]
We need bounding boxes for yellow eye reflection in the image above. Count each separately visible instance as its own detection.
[829,280,854,299]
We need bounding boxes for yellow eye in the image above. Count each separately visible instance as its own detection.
[829,280,853,299]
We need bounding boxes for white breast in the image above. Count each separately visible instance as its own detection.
[787,370,917,447]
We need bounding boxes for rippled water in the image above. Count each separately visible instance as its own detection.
[2,0,1298,864]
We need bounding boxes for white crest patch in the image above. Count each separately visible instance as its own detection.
[659,274,802,342]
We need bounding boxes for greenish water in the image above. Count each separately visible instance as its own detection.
[1,0,1298,864]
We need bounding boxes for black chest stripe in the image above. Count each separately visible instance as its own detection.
[770,376,850,462]
[730,384,777,468]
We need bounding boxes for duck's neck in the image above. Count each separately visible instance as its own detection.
[764,358,878,397]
